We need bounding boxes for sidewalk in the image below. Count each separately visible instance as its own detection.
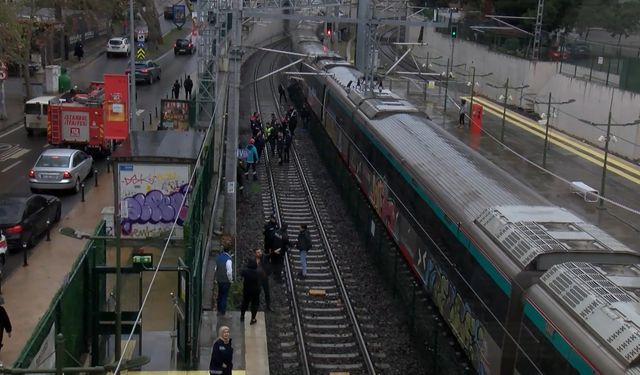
[0,171,113,365]
[0,35,108,132]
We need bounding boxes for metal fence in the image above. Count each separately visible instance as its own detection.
[182,126,216,367]
[14,221,107,369]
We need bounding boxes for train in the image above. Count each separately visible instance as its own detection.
[289,23,640,375]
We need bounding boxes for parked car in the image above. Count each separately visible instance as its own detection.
[568,41,590,59]
[29,149,94,194]
[0,194,61,250]
[106,37,130,58]
[174,38,195,55]
[548,45,569,61]
[164,6,174,19]
[125,60,162,84]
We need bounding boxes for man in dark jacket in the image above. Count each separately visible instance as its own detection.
[283,129,292,163]
[0,296,11,351]
[263,215,278,251]
[278,83,287,103]
[184,75,194,100]
[73,41,84,61]
[255,248,272,311]
[269,223,290,283]
[240,259,261,324]
[295,224,312,278]
[172,80,181,99]
[276,131,284,165]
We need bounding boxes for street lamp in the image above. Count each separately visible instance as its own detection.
[527,93,574,168]
[575,93,640,208]
[487,79,529,143]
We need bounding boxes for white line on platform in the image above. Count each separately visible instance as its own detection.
[0,125,22,139]
[1,160,21,172]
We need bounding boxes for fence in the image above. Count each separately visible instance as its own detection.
[182,124,216,367]
[14,221,106,369]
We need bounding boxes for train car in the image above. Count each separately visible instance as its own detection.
[290,24,640,374]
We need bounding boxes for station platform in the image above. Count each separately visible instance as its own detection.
[0,167,269,373]
[393,83,640,249]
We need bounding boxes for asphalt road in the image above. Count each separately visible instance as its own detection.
[0,46,197,279]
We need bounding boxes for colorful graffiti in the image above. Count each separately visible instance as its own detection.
[425,257,492,374]
[121,184,190,235]
[370,174,398,235]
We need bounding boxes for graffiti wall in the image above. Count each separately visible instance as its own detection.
[118,163,191,239]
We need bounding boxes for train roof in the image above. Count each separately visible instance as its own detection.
[540,262,640,369]
[476,205,634,268]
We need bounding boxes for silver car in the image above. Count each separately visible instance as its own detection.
[29,149,94,193]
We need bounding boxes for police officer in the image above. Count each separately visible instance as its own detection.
[269,223,290,283]
[263,216,278,251]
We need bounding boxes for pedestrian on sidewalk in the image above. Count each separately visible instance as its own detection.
[214,236,233,316]
[255,248,272,311]
[209,326,233,375]
[173,80,181,100]
[73,41,84,62]
[278,83,287,103]
[184,75,194,100]
[295,224,312,279]
[240,259,261,324]
[458,99,467,128]
[0,297,12,351]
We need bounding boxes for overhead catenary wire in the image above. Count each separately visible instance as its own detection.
[113,73,230,375]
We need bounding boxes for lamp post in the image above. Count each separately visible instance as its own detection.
[487,79,529,143]
[129,0,137,133]
[528,93,575,168]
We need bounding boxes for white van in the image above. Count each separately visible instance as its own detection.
[24,96,57,136]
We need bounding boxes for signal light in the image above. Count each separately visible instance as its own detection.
[451,25,458,38]
[326,22,333,37]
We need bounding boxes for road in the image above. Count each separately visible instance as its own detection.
[0,45,197,280]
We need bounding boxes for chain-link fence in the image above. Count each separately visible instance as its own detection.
[14,221,106,369]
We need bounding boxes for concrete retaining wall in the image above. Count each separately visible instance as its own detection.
[407,23,640,160]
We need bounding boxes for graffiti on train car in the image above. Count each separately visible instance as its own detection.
[426,258,492,374]
[370,173,398,236]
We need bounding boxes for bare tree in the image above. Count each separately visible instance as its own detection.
[0,1,37,99]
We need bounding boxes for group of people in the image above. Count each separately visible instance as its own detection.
[236,107,300,191]
[172,76,194,100]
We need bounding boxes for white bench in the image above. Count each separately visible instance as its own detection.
[570,181,599,202]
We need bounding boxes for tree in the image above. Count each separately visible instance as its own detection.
[0,0,37,99]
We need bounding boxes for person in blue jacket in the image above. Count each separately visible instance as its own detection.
[209,325,233,375]
[245,138,259,180]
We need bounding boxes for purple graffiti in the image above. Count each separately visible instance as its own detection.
[121,184,191,235]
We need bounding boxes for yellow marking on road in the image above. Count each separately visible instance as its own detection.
[464,96,640,185]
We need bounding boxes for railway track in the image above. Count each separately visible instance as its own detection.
[250,46,380,374]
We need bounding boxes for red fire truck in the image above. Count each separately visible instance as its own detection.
[47,81,111,155]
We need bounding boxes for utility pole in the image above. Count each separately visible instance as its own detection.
[458,67,492,126]
[488,79,529,143]
[129,0,137,133]
[599,94,614,208]
[528,93,574,168]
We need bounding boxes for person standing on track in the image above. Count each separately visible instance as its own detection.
[240,259,261,324]
[245,138,259,180]
[295,224,312,279]
[263,215,278,251]
[276,130,285,165]
[265,121,275,156]
[283,129,292,164]
[269,223,290,283]
[255,131,265,161]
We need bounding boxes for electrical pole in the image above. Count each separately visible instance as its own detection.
[488,78,529,143]
[532,93,574,168]
[599,94,614,208]
[129,0,137,133]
